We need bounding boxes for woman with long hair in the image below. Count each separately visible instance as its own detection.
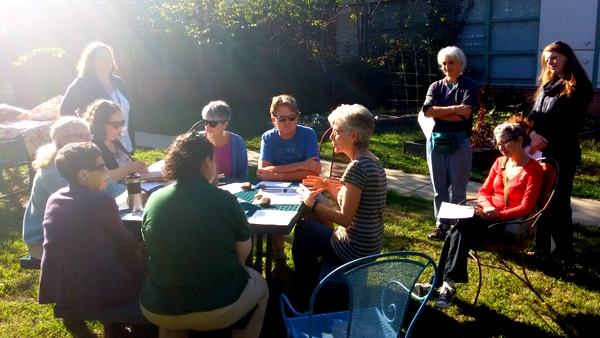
[527,41,594,278]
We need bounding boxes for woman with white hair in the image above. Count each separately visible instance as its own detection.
[422,46,479,241]
[291,104,387,308]
[195,100,248,179]
[22,116,126,259]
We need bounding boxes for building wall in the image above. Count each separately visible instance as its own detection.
[538,0,598,87]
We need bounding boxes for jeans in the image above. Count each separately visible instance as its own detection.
[426,137,472,229]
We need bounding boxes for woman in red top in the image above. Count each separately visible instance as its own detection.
[418,122,544,309]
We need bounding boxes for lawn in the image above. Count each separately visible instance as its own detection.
[1,123,599,337]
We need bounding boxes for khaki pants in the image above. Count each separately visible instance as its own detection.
[141,267,269,338]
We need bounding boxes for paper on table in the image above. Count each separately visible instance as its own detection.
[115,191,128,210]
[252,189,302,205]
[257,181,291,188]
[437,202,475,219]
[247,210,297,226]
[121,212,143,221]
[139,159,165,180]
[141,181,168,192]
[220,182,246,194]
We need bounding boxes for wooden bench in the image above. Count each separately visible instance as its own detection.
[54,302,255,337]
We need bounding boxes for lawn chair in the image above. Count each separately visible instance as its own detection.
[280,251,438,338]
[0,134,34,199]
[318,126,351,180]
[467,157,559,305]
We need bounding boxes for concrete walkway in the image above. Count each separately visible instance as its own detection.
[136,132,600,226]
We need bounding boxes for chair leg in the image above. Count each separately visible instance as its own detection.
[469,251,483,306]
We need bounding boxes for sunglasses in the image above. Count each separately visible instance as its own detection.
[275,114,298,122]
[107,120,126,129]
[203,120,225,128]
[86,162,108,173]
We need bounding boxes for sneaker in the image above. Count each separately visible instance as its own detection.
[435,284,457,309]
[413,283,433,297]
[428,227,447,241]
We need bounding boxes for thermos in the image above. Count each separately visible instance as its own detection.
[126,173,143,214]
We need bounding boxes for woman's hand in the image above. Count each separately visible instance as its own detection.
[475,205,499,221]
[302,175,327,190]
[529,131,548,154]
[300,184,323,208]
[127,160,148,174]
[454,104,473,118]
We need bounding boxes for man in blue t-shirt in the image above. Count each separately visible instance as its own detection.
[258,94,321,274]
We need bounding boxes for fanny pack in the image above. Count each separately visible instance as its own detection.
[430,131,468,154]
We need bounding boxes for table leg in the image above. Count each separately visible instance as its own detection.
[265,235,273,281]
[255,233,263,274]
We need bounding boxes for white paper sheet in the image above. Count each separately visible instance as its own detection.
[121,212,143,221]
[116,191,128,210]
[220,182,247,194]
[247,210,297,226]
[437,202,475,219]
[139,159,165,180]
[252,189,302,205]
[256,181,291,188]
[418,110,435,140]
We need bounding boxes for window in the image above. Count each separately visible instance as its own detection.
[458,0,541,85]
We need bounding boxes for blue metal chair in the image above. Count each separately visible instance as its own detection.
[280,251,438,338]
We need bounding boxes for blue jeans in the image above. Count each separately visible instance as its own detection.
[426,136,472,229]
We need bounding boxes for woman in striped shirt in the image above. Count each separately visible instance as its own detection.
[292,104,387,306]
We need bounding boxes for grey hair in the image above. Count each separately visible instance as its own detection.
[201,100,231,122]
[437,46,467,73]
[327,104,374,149]
[493,122,531,147]
[33,117,89,170]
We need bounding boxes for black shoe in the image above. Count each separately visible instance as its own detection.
[428,227,447,241]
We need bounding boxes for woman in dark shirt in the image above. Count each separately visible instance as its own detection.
[527,41,593,277]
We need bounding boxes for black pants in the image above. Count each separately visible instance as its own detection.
[535,155,576,259]
[435,216,503,287]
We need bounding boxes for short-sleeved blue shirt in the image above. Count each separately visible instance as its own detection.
[259,125,320,165]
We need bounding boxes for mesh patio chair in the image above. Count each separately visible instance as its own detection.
[280,251,438,338]
[0,134,34,199]
[465,157,559,305]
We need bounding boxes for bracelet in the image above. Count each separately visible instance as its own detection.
[311,200,319,213]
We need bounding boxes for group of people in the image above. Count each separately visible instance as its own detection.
[421,41,592,308]
[22,41,389,338]
[20,37,592,336]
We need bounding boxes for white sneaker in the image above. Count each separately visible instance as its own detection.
[435,284,457,309]
[413,283,433,297]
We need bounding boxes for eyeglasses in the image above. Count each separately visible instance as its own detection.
[86,163,108,173]
[275,114,298,122]
[70,133,92,141]
[496,136,517,148]
[203,120,225,128]
[107,120,126,129]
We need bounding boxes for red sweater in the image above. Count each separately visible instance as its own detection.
[477,157,544,220]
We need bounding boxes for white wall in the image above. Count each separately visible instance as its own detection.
[538,0,598,85]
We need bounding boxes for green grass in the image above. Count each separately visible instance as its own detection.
[2,172,600,336]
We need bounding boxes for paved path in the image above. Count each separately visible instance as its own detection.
[137,132,600,226]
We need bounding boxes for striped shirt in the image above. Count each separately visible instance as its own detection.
[331,157,387,262]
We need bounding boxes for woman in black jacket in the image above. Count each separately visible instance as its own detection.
[60,41,136,153]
